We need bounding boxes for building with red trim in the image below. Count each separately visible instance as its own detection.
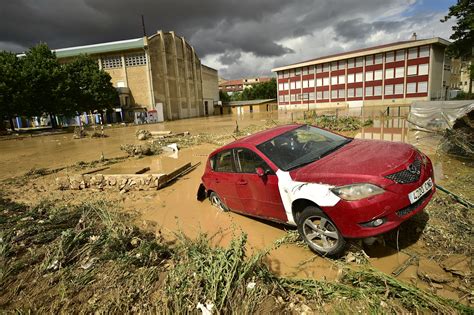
[219,77,271,94]
[271,37,451,109]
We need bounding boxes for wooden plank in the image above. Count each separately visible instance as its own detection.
[150,130,172,136]
[135,167,151,174]
[81,167,110,175]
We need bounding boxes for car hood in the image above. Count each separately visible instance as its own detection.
[290,139,416,185]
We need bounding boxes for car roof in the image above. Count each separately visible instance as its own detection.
[214,124,302,154]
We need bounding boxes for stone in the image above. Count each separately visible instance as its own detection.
[417,258,452,283]
[441,254,472,277]
[55,177,70,190]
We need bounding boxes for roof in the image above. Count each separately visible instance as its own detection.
[224,98,277,107]
[53,37,145,58]
[272,37,451,72]
[217,124,301,152]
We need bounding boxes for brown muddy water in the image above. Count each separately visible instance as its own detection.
[0,110,469,289]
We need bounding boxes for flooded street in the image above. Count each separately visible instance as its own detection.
[1,110,472,300]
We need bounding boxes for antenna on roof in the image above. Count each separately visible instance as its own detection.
[141,15,147,37]
[411,32,417,41]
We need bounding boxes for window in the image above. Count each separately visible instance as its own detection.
[331,62,338,71]
[418,81,428,93]
[284,82,289,90]
[308,66,315,74]
[347,73,355,83]
[323,77,329,86]
[331,76,338,85]
[235,148,272,174]
[316,91,323,99]
[396,50,405,61]
[309,92,315,100]
[407,82,416,93]
[365,71,373,81]
[385,84,394,95]
[338,89,345,98]
[394,84,404,94]
[302,80,308,88]
[309,79,315,88]
[419,46,429,57]
[295,81,301,89]
[316,78,323,86]
[356,88,363,97]
[365,86,373,97]
[347,58,354,68]
[339,60,346,69]
[295,68,301,75]
[385,68,394,79]
[102,56,122,69]
[355,57,364,67]
[284,94,290,102]
[278,83,284,91]
[374,54,383,64]
[338,75,345,84]
[316,65,323,73]
[125,53,147,66]
[366,55,374,65]
[290,82,296,89]
[283,70,289,78]
[323,63,329,72]
[374,85,382,96]
[395,67,405,78]
[290,94,296,101]
[407,65,417,76]
[331,90,338,99]
[386,52,394,62]
[418,64,429,75]
[355,72,363,82]
[278,72,284,79]
[374,69,383,80]
[302,67,309,75]
[348,88,355,98]
[408,48,418,59]
[214,150,234,172]
[279,95,284,102]
[323,90,329,99]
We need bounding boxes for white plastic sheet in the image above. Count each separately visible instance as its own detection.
[407,101,474,131]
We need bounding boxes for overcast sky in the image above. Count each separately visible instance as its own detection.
[1,0,456,79]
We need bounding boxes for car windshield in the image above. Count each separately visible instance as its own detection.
[256,125,351,171]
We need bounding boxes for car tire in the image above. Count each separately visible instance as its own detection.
[297,206,346,257]
[209,191,229,212]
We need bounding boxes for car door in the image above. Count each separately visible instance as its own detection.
[208,149,243,211]
[233,148,287,222]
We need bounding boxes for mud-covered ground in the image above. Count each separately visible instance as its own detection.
[0,110,472,312]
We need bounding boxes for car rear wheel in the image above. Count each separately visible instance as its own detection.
[209,192,229,212]
[297,206,346,257]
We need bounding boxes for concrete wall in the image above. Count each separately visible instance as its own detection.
[148,31,204,120]
[429,45,447,100]
[201,65,219,115]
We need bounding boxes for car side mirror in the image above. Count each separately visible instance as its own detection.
[256,167,266,177]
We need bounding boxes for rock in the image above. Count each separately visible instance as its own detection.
[431,283,444,289]
[136,129,152,140]
[55,176,70,190]
[441,254,472,277]
[69,175,84,190]
[345,252,356,263]
[417,258,452,283]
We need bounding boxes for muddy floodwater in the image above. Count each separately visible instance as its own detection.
[0,110,471,292]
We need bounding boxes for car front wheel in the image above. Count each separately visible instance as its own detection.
[297,206,346,257]
[209,191,229,212]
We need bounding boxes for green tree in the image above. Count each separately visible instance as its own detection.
[21,43,64,127]
[0,51,24,131]
[441,0,474,94]
[219,89,230,102]
[64,55,118,115]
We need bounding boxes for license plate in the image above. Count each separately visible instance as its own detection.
[408,178,433,204]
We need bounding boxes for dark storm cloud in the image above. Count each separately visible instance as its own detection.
[218,51,242,65]
[334,18,405,41]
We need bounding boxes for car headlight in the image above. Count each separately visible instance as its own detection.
[330,183,385,201]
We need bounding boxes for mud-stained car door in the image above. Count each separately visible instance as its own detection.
[233,148,287,222]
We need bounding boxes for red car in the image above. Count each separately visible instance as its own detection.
[199,124,435,257]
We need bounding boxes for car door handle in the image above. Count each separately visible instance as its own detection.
[237,179,248,185]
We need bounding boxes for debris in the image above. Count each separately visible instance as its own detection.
[135,167,150,174]
[150,130,172,136]
[417,258,452,283]
[120,143,161,157]
[440,254,472,277]
[157,162,201,189]
[73,127,87,139]
[246,282,256,289]
[136,129,152,140]
[392,254,418,277]
[196,302,214,315]
[435,184,473,208]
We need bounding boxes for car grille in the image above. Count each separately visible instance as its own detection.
[385,159,422,184]
[396,192,430,217]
